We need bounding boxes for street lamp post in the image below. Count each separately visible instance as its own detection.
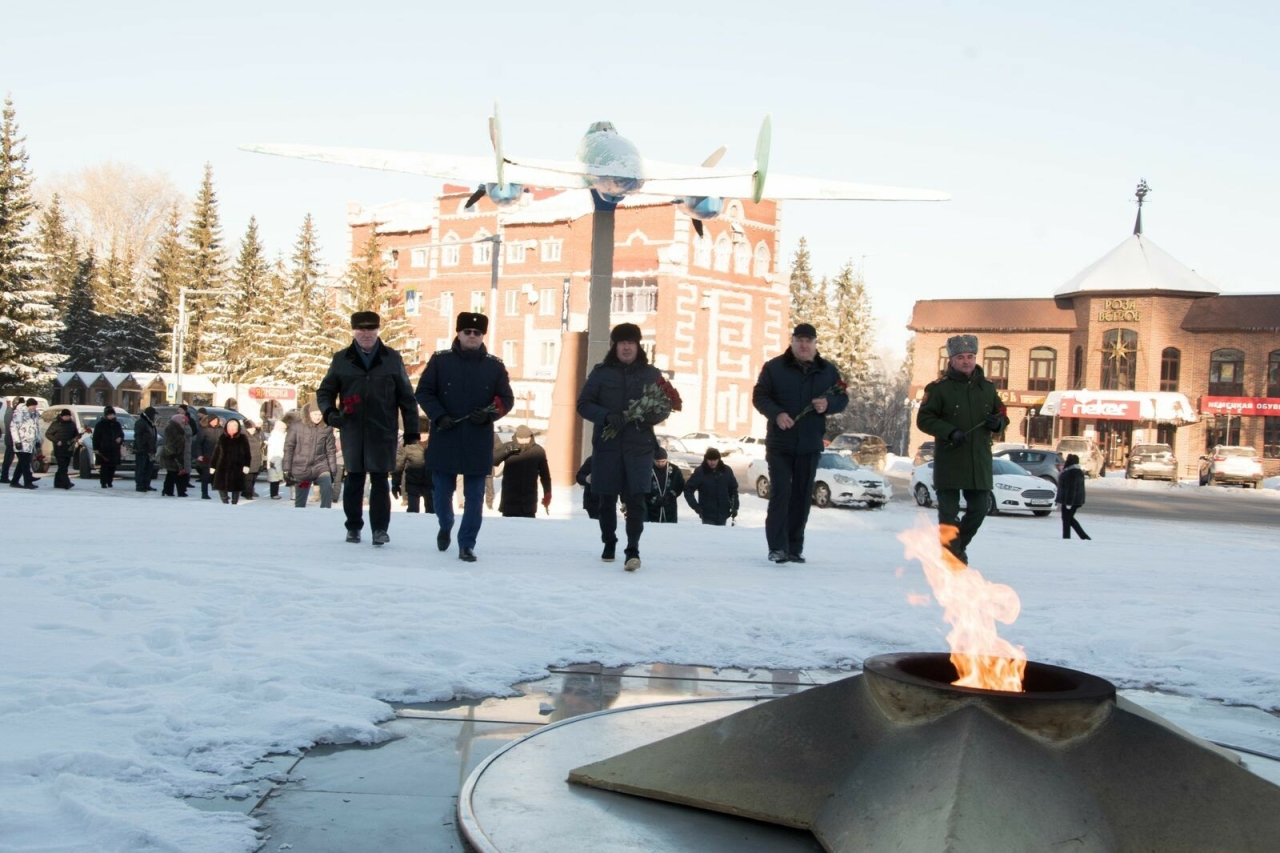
[172,287,226,405]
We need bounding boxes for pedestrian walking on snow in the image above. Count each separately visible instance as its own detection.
[284,403,339,509]
[1057,454,1091,540]
[45,408,79,490]
[212,418,253,504]
[133,407,158,492]
[159,412,190,497]
[265,417,288,500]
[1,395,22,483]
[241,420,264,500]
[392,434,433,513]
[92,405,125,488]
[493,425,552,518]
[8,398,42,489]
[684,447,739,526]
[645,446,684,523]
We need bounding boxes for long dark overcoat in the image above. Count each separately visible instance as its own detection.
[415,340,514,477]
[646,463,685,523]
[576,348,668,497]
[916,365,1007,491]
[93,417,125,466]
[133,412,158,458]
[1057,465,1086,508]
[752,349,847,456]
[212,431,252,492]
[160,419,189,472]
[316,339,420,474]
[45,419,80,460]
[685,462,740,525]
[493,440,551,517]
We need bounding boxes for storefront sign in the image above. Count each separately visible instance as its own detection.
[997,390,1047,408]
[248,386,297,401]
[1098,298,1141,322]
[1198,396,1280,417]
[1058,394,1141,420]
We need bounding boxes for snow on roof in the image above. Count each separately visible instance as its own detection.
[1055,234,1220,298]
[78,371,102,385]
[101,372,133,388]
[347,199,433,234]
[500,191,673,226]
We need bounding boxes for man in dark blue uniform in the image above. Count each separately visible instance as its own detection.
[415,312,514,562]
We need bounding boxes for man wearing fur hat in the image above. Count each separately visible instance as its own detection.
[317,311,421,547]
[577,322,669,571]
[92,405,125,488]
[916,334,1008,565]
[415,311,514,561]
[492,425,551,518]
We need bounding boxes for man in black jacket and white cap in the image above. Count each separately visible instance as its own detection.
[317,311,421,547]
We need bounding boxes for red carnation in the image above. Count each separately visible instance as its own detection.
[342,394,362,415]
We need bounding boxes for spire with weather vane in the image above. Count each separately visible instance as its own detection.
[1133,179,1150,236]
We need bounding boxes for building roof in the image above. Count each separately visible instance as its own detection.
[909,298,1077,333]
[1055,234,1220,297]
[347,199,433,234]
[499,191,673,226]
[1180,294,1280,332]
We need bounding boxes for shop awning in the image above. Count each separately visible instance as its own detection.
[1040,390,1198,424]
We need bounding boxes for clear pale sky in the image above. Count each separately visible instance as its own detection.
[5,1,1278,356]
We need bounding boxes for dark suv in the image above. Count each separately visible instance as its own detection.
[827,433,889,471]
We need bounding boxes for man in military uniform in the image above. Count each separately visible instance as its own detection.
[916,334,1008,565]
[317,311,421,547]
[415,312,514,562]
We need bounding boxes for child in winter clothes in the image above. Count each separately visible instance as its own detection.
[1056,453,1091,540]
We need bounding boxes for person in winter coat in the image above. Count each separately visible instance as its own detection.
[159,412,190,497]
[284,403,339,509]
[1,395,21,483]
[265,416,288,499]
[576,323,670,571]
[916,334,1008,566]
[646,446,685,523]
[685,447,740,526]
[575,457,601,519]
[45,409,80,489]
[392,435,432,513]
[133,406,158,492]
[1056,453,1091,540]
[8,398,42,489]
[415,311,513,562]
[212,418,253,504]
[241,419,264,500]
[317,311,421,547]
[92,405,125,488]
[492,425,552,518]
[752,323,848,564]
[192,413,222,500]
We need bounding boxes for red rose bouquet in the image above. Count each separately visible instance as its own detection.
[603,377,683,440]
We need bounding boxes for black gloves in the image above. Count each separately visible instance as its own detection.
[985,413,1004,432]
[948,428,967,447]
[606,412,627,431]
[435,416,456,433]
[323,409,343,427]
[402,433,420,446]
[284,474,296,487]
[392,485,402,499]
[468,408,491,425]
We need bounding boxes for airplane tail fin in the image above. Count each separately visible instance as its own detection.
[489,100,505,187]
[752,115,772,203]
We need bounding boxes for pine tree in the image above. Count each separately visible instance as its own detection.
[96,248,159,371]
[247,257,292,379]
[272,214,337,402]
[825,260,876,389]
[34,194,80,313]
[206,217,268,382]
[0,96,62,391]
[148,204,187,369]
[342,230,409,351]
[787,237,830,335]
[182,163,227,370]
[60,254,100,371]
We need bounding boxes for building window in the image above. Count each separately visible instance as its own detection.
[439,291,454,317]
[507,242,527,264]
[502,339,518,366]
[404,289,419,316]
[983,346,1009,390]
[1027,347,1056,392]
[1208,348,1245,396]
[1264,417,1280,459]
[1027,415,1053,445]
[410,248,429,268]
[470,291,486,313]
[382,250,398,270]
[473,231,492,265]
[693,234,712,268]
[539,340,557,368]
[1072,345,1084,388]
[504,290,519,316]
[1100,328,1138,391]
[753,242,771,278]
[1160,347,1180,392]
[1268,350,1280,397]
[404,337,421,364]
[1205,415,1241,450]
[541,239,562,262]
[539,288,555,317]
[611,277,658,314]
[937,346,949,377]
[733,240,751,275]
[436,337,450,352]
[713,234,732,272]
[441,235,460,267]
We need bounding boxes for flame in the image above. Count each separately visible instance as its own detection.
[898,520,1027,692]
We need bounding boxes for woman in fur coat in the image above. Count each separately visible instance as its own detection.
[211,418,253,504]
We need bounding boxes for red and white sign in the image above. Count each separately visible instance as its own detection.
[1199,396,1280,417]
[248,386,297,401]
[1057,394,1141,421]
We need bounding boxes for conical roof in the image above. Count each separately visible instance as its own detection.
[1055,234,1219,298]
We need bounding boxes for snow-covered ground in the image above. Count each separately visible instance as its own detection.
[2,481,1277,851]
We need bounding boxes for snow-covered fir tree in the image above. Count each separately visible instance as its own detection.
[787,237,830,338]
[341,230,409,352]
[33,194,80,313]
[0,96,62,391]
[59,254,100,371]
[148,204,186,369]
[824,260,876,393]
[274,214,337,402]
[204,217,266,381]
[182,163,226,370]
[96,247,161,371]
[246,257,292,380]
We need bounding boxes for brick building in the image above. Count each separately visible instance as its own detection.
[348,187,789,438]
[907,225,1280,478]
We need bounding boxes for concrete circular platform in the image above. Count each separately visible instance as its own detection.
[458,696,823,852]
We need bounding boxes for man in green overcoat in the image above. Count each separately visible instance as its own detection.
[916,334,1008,565]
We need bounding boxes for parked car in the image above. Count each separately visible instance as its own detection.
[994,448,1064,485]
[37,405,137,474]
[1198,446,1264,488]
[991,441,1030,454]
[1125,444,1178,482]
[748,452,891,509]
[911,458,1057,516]
[734,435,768,460]
[678,432,740,456]
[826,433,888,471]
[912,441,935,466]
[1055,436,1106,478]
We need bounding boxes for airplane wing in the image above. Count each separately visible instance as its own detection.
[640,171,951,202]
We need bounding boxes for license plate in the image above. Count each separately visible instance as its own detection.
[1028,500,1051,506]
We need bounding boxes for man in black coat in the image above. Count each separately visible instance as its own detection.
[576,323,670,571]
[685,447,740,526]
[92,405,125,488]
[646,446,684,523]
[193,413,222,499]
[751,323,848,564]
[133,406,158,492]
[317,311,421,547]
[414,312,513,562]
[493,425,552,518]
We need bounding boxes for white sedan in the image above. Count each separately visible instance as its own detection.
[749,452,892,509]
[911,458,1057,517]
